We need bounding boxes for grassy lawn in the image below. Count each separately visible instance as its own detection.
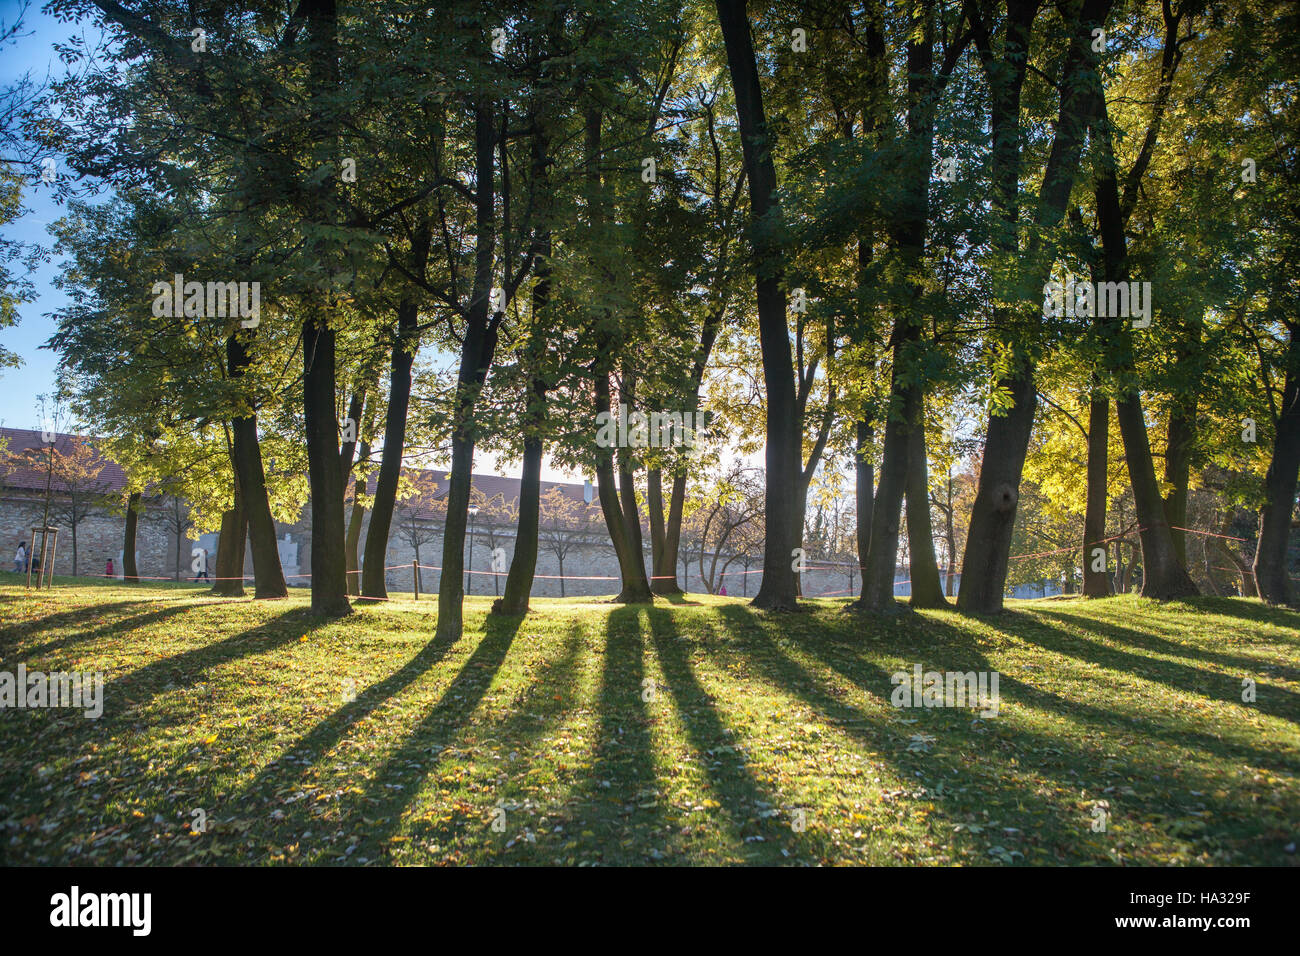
[1,581,1297,866]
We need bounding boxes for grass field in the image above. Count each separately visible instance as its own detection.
[1,579,1297,866]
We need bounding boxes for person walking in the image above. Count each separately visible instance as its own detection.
[13,540,25,574]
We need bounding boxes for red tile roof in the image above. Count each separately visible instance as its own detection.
[0,427,126,496]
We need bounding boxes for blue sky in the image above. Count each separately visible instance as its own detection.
[1,0,100,435]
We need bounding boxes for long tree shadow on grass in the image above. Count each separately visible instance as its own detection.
[1038,604,1300,681]
[0,597,160,647]
[1,607,332,861]
[224,628,463,817]
[1163,596,1300,635]
[535,607,671,864]
[11,603,198,663]
[792,605,1295,772]
[644,606,820,862]
[387,622,590,862]
[990,623,1297,773]
[1006,607,1300,727]
[713,604,1297,863]
[242,612,525,862]
[708,605,1099,862]
[98,607,327,727]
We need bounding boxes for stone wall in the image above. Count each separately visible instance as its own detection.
[273,511,861,599]
[3,490,1061,600]
[0,492,186,579]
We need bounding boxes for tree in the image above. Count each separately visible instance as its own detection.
[393,470,446,578]
[1085,28,1199,600]
[467,488,514,597]
[538,485,604,598]
[22,436,114,577]
[686,465,763,595]
[958,0,1113,614]
[153,486,193,582]
[714,0,801,611]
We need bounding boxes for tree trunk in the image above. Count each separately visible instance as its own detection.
[859,377,910,613]
[792,476,809,599]
[344,435,370,597]
[716,0,800,611]
[1161,310,1205,567]
[434,103,500,642]
[361,297,420,600]
[959,374,1036,613]
[594,366,653,603]
[225,331,286,598]
[494,313,550,615]
[494,412,544,615]
[854,418,875,592]
[299,0,351,617]
[339,386,366,489]
[1162,401,1195,566]
[1116,393,1198,597]
[647,468,674,595]
[944,480,957,597]
[618,453,647,584]
[792,378,836,600]
[905,401,946,607]
[1092,83,1197,600]
[297,0,351,613]
[1082,388,1113,596]
[302,316,351,616]
[959,0,1108,613]
[122,491,140,583]
[862,0,939,612]
[436,397,489,636]
[648,469,689,596]
[229,418,287,598]
[1254,361,1300,605]
[648,467,665,581]
[618,372,648,583]
[212,498,247,597]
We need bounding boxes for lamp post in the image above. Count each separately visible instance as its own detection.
[467,506,479,595]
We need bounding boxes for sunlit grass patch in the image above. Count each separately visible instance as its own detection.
[1,585,1296,865]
